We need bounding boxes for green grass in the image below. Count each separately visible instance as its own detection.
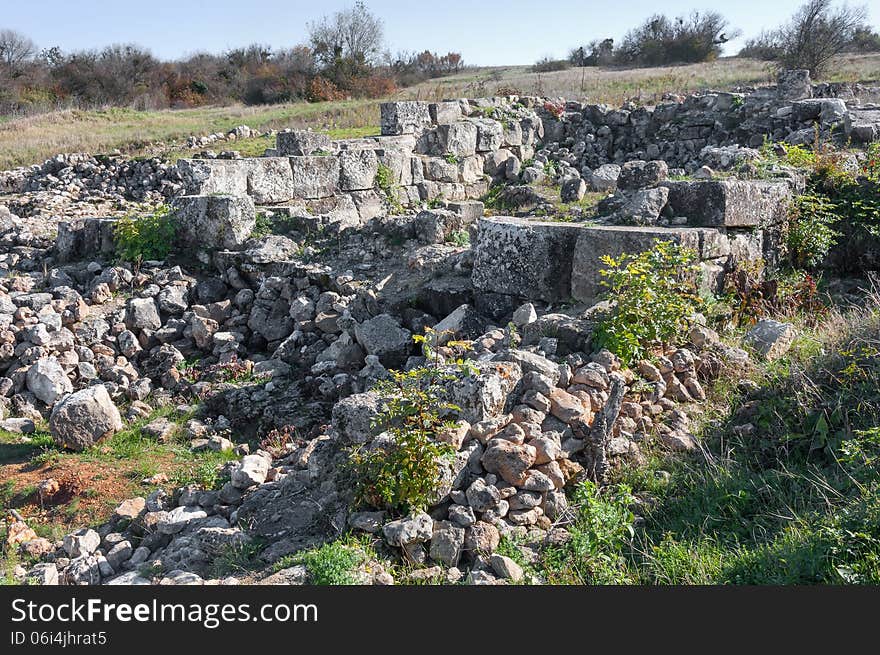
[523,290,880,585]
[0,429,55,465]
[75,406,238,489]
[210,539,267,578]
[285,535,372,585]
[0,99,380,169]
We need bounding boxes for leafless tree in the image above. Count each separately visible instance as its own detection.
[308,1,384,72]
[777,0,868,75]
[0,29,36,77]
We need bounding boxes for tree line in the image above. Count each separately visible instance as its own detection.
[536,0,878,75]
[0,2,464,116]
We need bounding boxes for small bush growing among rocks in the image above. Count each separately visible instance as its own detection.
[594,240,702,365]
[113,204,176,262]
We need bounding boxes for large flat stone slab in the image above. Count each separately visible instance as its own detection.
[172,194,256,250]
[845,107,880,143]
[570,224,721,304]
[177,159,250,196]
[289,155,339,199]
[661,179,791,227]
[247,157,295,204]
[471,217,583,302]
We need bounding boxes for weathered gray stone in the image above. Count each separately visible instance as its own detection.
[471,118,504,152]
[247,157,295,204]
[26,357,72,406]
[588,164,621,192]
[157,506,208,534]
[429,521,465,567]
[436,122,478,157]
[383,512,433,546]
[606,187,670,225]
[339,149,379,191]
[429,101,463,125]
[172,194,256,250]
[662,179,791,227]
[332,392,381,445]
[289,156,340,199]
[381,101,432,136]
[490,553,524,581]
[743,319,797,360]
[231,454,269,489]
[50,384,122,451]
[561,177,587,202]
[354,314,411,366]
[276,130,332,156]
[617,160,668,190]
[777,69,812,101]
[472,217,582,302]
[62,528,100,557]
[177,159,249,196]
[125,297,161,331]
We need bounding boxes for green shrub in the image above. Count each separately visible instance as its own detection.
[249,212,274,239]
[446,229,470,247]
[786,193,840,269]
[375,163,403,214]
[113,204,176,262]
[347,332,474,514]
[541,481,636,584]
[293,539,366,585]
[594,240,702,364]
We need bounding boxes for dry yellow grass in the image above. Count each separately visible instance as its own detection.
[400,53,880,105]
[1,54,877,170]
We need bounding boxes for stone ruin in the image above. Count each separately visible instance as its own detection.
[5,69,880,585]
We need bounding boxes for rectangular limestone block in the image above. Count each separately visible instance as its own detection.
[380,101,432,136]
[247,157,295,204]
[570,225,721,304]
[350,190,385,222]
[172,195,256,250]
[276,130,332,156]
[338,149,379,191]
[662,179,791,227]
[55,218,117,263]
[430,101,463,125]
[446,201,485,224]
[472,217,583,302]
[376,148,412,186]
[436,121,478,157]
[423,157,460,183]
[289,155,340,199]
[471,118,504,152]
[176,159,249,196]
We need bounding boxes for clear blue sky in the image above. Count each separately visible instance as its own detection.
[4,0,879,65]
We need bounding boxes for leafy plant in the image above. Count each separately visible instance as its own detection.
[375,163,403,214]
[113,204,176,262]
[786,193,840,269]
[445,229,470,247]
[594,240,702,364]
[293,538,367,585]
[249,212,274,239]
[444,153,460,165]
[541,480,636,584]
[346,331,475,514]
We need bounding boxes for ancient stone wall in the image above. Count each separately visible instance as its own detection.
[172,98,545,246]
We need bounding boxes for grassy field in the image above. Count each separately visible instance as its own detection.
[0,53,878,171]
[0,101,381,169]
[401,53,880,104]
